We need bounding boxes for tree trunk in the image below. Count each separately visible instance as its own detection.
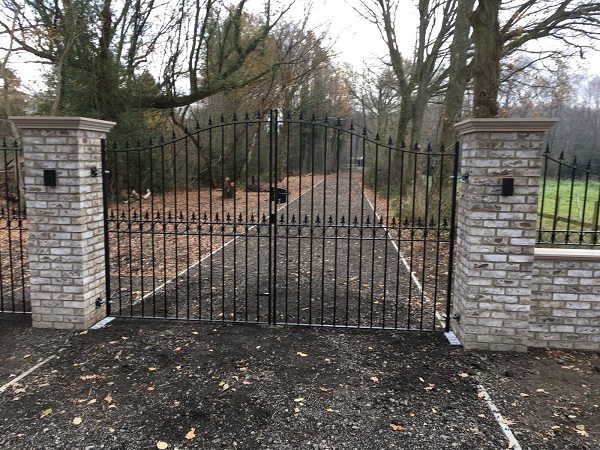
[471,0,502,118]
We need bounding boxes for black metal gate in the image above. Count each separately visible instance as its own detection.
[103,112,458,331]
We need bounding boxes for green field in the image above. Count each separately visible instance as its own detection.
[538,178,600,230]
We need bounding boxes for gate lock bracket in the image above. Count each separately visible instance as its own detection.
[95,297,113,308]
[450,313,460,323]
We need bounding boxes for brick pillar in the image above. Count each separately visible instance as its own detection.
[452,118,557,351]
[11,117,115,330]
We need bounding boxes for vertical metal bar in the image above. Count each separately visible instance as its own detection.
[125,142,134,316]
[113,144,123,315]
[101,139,112,316]
[220,117,226,321]
[269,109,277,324]
[196,124,203,320]
[445,142,460,333]
[184,132,191,319]
[244,115,250,322]
[369,137,380,328]
[160,137,168,317]
[135,141,144,317]
[394,144,407,329]
[208,120,214,320]
[14,142,26,312]
[357,131,368,328]
[332,121,342,326]
[255,114,262,322]
[284,114,290,323]
[538,146,550,243]
[3,141,16,310]
[345,126,355,328]
[579,165,591,245]
[551,154,564,244]
[419,146,433,330]
[381,139,393,328]
[297,117,304,324]
[431,145,446,330]
[149,140,157,318]
[406,145,419,329]
[320,118,329,326]
[565,158,577,244]
[308,117,317,325]
[233,116,238,321]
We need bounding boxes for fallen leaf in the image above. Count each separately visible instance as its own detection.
[576,424,586,431]
[239,367,248,372]
[23,354,31,359]
[294,407,300,413]
[419,377,425,383]
[458,373,469,378]
[536,388,547,393]
[297,352,308,357]
[14,388,26,394]
[477,391,486,398]
[147,387,155,391]
[156,442,168,449]
[507,440,517,449]
[370,376,379,383]
[73,417,82,425]
[478,414,486,418]
[104,394,112,403]
[222,384,229,391]
[576,428,589,437]
[294,398,305,403]
[432,408,437,413]
[242,380,252,385]
[192,331,199,335]
[174,347,181,351]
[551,425,560,430]
[319,387,328,392]
[390,423,403,431]
[326,408,335,412]
[88,399,97,405]
[424,384,435,391]
[185,428,196,439]
[520,393,530,397]
[77,399,87,404]
[503,418,514,425]
[148,367,157,372]
[40,408,52,418]
[109,428,115,433]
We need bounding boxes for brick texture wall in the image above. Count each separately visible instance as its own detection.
[12,117,115,330]
[530,249,600,350]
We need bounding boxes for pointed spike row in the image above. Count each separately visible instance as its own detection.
[375,133,380,141]
[442,217,448,228]
[195,120,201,131]
[179,212,184,220]
[336,117,342,127]
[404,217,409,226]
[303,214,309,225]
[328,214,334,225]
[315,214,321,224]
[378,216,384,226]
[184,125,189,135]
[261,213,267,223]
[429,217,435,227]
[391,217,396,226]
[401,141,406,149]
[291,214,296,224]
[543,144,550,156]
[233,113,238,122]
[256,111,261,120]
[286,111,292,119]
[353,215,359,226]
[168,211,173,220]
[349,123,355,131]
[215,213,220,221]
[238,213,243,222]
[388,137,393,146]
[220,114,225,124]
[250,213,255,223]
[226,213,231,222]
[244,112,250,121]
[586,160,592,170]
[366,216,371,226]
[440,143,445,154]
[208,117,213,126]
[417,216,423,227]
[572,156,577,166]
[427,143,433,153]
[299,112,304,121]
[340,215,346,225]
[362,128,367,137]
[323,116,329,124]
[279,214,284,224]
[191,212,196,221]
[559,151,565,161]
[203,213,208,222]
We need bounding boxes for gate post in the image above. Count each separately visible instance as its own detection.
[452,118,557,351]
[10,117,115,330]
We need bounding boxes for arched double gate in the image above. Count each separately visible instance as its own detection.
[102,112,459,331]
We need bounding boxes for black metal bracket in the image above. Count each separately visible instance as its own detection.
[91,166,99,177]
[95,297,104,308]
[461,173,469,183]
[450,313,460,323]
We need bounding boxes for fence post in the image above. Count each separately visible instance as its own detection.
[10,116,115,330]
[452,118,557,351]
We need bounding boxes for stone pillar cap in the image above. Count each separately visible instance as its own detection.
[455,118,558,135]
[10,116,116,133]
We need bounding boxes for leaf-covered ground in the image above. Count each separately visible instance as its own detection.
[0,314,598,449]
